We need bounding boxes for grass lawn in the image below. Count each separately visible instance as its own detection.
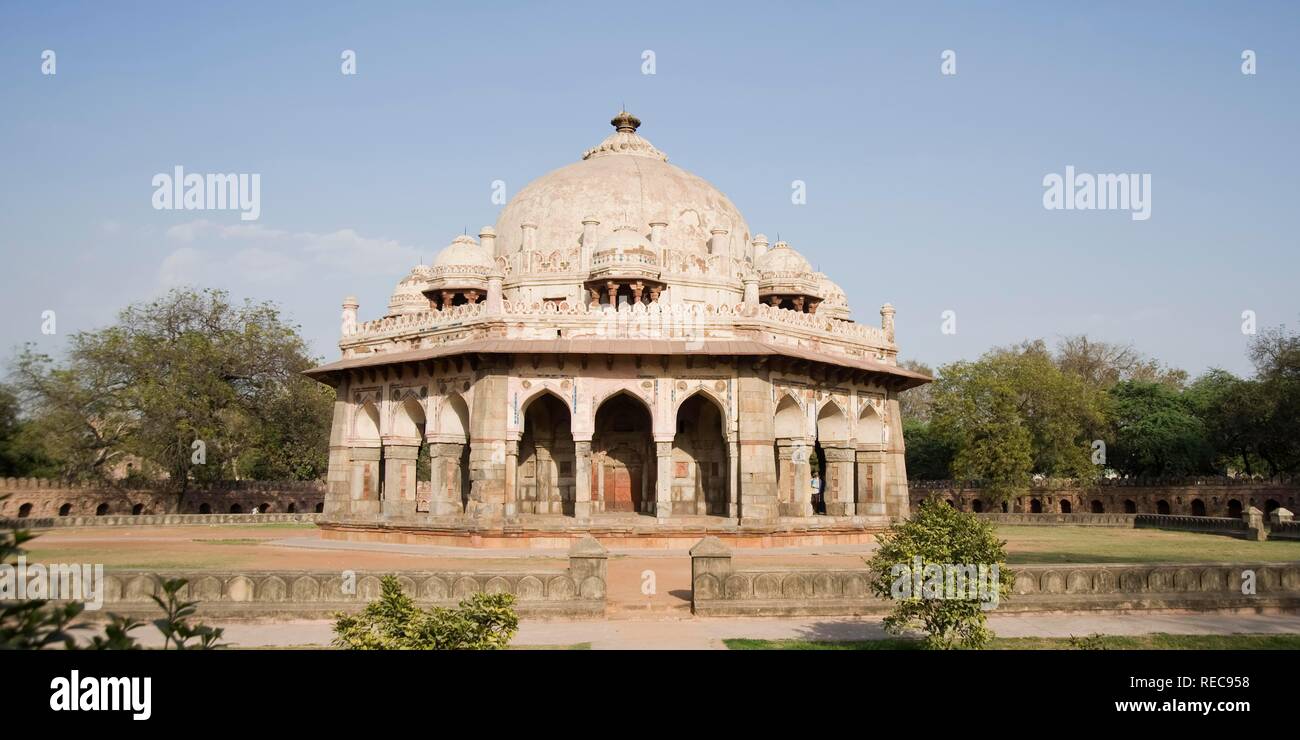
[725,633,1300,650]
[996,525,1300,564]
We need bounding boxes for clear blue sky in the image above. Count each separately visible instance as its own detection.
[2,1,1297,378]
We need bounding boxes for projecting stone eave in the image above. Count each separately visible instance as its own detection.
[302,338,931,391]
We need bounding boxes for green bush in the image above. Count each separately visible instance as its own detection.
[866,498,1013,649]
[333,575,518,650]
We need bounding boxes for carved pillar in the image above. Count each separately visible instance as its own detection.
[655,438,673,520]
[631,281,644,304]
[574,439,593,520]
[348,446,382,516]
[466,360,509,520]
[323,385,352,519]
[464,290,480,304]
[767,295,782,307]
[606,282,619,306]
[822,444,856,517]
[427,442,465,516]
[381,443,420,517]
[727,439,740,520]
[792,296,805,313]
[883,395,909,520]
[503,440,518,518]
[736,371,779,522]
[855,448,887,517]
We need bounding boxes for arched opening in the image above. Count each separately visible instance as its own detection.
[1090,499,1104,514]
[259,502,271,513]
[1001,501,1008,513]
[1191,499,1206,517]
[314,502,324,513]
[1059,500,1072,514]
[593,392,653,515]
[1124,499,1137,513]
[1227,499,1243,518]
[1156,500,1171,515]
[17,503,32,518]
[58,503,72,517]
[518,392,576,515]
[199,503,212,514]
[772,394,805,514]
[1265,499,1280,514]
[673,393,728,517]
[436,393,472,509]
[945,499,955,509]
[286,502,296,513]
[858,404,883,448]
[814,401,851,516]
[131,503,144,516]
[353,400,383,499]
[1029,498,1042,513]
[95,503,109,516]
[972,499,984,513]
[230,503,243,514]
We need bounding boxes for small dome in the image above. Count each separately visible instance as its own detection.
[388,265,432,315]
[434,234,495,268]
[596,225,654,253]
[755,241,812,274]
[816,273,851,319]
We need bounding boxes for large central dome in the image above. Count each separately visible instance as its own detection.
[493,112,751,258]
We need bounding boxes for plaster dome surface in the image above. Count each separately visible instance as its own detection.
[756,241,812,274]
[434,234,494,268]
[597,225,655,254]
[494,112,750,260]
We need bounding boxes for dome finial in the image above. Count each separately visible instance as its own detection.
[612,110,641,133]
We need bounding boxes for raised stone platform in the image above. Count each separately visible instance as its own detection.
[318,512,889,550]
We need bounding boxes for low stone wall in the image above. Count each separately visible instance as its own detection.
[87,536,609,619]
[1134,513,1253,539]
[977,513,1135,527]
[1,513,323,529]
[912,479,1299,518]
[689,537,1300,616]
[0,478,326,519]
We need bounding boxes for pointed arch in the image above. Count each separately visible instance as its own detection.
[591,387,653,427]
[774,393,804,439]
[353,400,381,443]
[858,402,884,447]
[436,393,470,442]
[391,395,427,439]
[518,390,576,515]
[816,399,849,443]
[593,389,654,514]
[673,391,729,516]
[672,387,728,433]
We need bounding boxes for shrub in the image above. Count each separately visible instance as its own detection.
[866,497,1013,649]
[333,575,518,650]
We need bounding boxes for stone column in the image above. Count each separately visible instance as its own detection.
[428,442,465,516]
[348,446,382,517]
[503,440,518,518]
[736,371,779,522]
[655,438,674,520]
[727,440,740,520]
[573,439,593,520]
[323,384,352,518]
[466,360,509,520]
[883,396,910,520]
[855,449,887,517]
[381,444,420,517]
[823,444,856,516]
[775,438,797,515]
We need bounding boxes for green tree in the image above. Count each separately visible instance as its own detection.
[901,419,956,480]
[1107,380,1212,476]
[9,288,333,496]
[866,498,1013,649]
[897,359,935,423]
[928,342,1105,497]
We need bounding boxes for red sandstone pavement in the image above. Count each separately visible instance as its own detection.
[125,613,1300,649]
